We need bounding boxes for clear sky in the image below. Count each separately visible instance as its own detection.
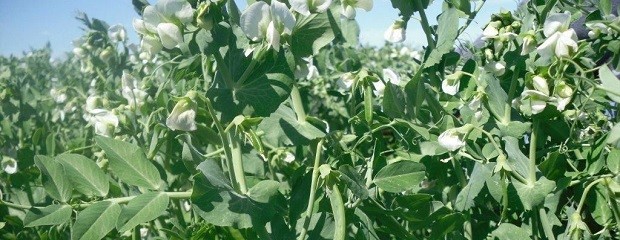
[0,1,518,59]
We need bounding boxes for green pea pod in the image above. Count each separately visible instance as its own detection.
[364,84,373,124]
[327,183,346,240]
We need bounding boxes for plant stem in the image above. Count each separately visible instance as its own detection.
[414,1,435,50]
[298,139,325,240]
[576,178,605,213]
[604,178,620,231]
[451,156,472,239]
[538,207,555,240]
[290,85,307,122]
[73,191,193,209]
[206,99,240,192]
[236,59,257,87]
[0,200,31,210]
[528,119,539,184]
[504,65,521,124]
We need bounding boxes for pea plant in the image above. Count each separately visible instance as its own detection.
[1,0,620,239]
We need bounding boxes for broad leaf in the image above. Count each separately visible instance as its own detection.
[57,153,109,197]
[485,74,508,121]
[608,149,620,174]
[338,164,369,200]
[258,104,325,146]
[24,205,72,227]
[72,201,121,240]
[425,8,459,67]
[95,136,162,190]
[503,137,530,179]
[455,163,494,211]
[246,180,281,204]
[373,161,426,193]
[599,65,620,102]
[490,223,531,239]
[513,177,556,210]
[291,12,335,57]
[116,192,170,232]
[34,155,72,202]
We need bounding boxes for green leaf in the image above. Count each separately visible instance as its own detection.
[485,74,508,121]
[192,160,276,228]
[23,205,72,227]
[257,104,325,146]
[383,83,407,119]
[116,192,169,232]
[608,149,620,174]
[498,121,531,138]
[589,186,613,226]
[608,123,620,147]
[57,153,109,197]
[390,0,431,20]
[338,164,369,200]
[455,163,494,211]
[490,223,531,239]
[503,137,530,180]
[373,161,426,193]
[599,65,620,102]
[246,180,281,204]
[208,48,294,120]
[430,213,466,239]
[72,201,121,240]
[34,155,72,202]
[513,177,555,210]
[95,136,162,190]
[600,0,612,16]
[291,12,335,57]
[425,8,459,67]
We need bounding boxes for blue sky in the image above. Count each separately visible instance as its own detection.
[0,1,518,58]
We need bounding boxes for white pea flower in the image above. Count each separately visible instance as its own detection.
[485,60,506,76]
[482,21,501,40]
[341,0,373,19]
[438,128,466,152]
[372,80,386,96]
[283,152,295,163]
[166,96,197,131]
[586,22,609,39]
[121,71,148,109]
[134,0,193,52]
[383,68,401,86]
[554,81,573,111]
[384,20,406,43]
[183,200,192,211]
[442,72,462,96]
[520,76,551,114]
[294,57,320,80]
[532,76,550,96]
[90,109,119,137]
[50,88,67,104]
[290,0,332,16]
[521,34,536,55]
[240,0,296,51]
[2,157,18,175]
[156,23,183,49]
[337,72,356,90]
[537,12,578,60]
[108,25,127,42]
[140,227,149,239]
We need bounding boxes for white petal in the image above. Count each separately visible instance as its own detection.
[532,76,550,96]
[166,100,197,131]
[382,68,400,85]
[482,25,499,39]
[157,23,183,49]
[384,24,406,43]
[2,158,18,174]
[555,29,578,58]
[544,12,571,37]
[271,0,296,34]
[240,1,270,40]
[314,0,333,13]
[342,5,356,19]
[141,35,163,55]
[143,6,163,31]
[536,32,560,60]
[289,0,311,16]
[438,130,465,151]
[373,80,386,96]
[266,21,281,51]
[356,0,373,11]
[442,79,459,95]
[157,0,193,23]
[531,99,547,114]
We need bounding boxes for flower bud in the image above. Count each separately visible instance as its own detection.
[384,19,406,43]
[521,34,536,55]
[99,47,114,64]
[2,156,18,174]
[166,95,198,131]
[441,72,462,95]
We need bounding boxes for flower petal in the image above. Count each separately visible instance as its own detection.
[289,0,311,16]
[240,1,270,40]
[356,0,373,11]
[157,23,183,49]
[543,12,571,37]
[271,0,296,34]
[382,68,400,85]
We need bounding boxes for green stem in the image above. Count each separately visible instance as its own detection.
[504,65,521,124]
[0,200,31,210]
[528,120,539,184]
[451,156,472,239]
[229,130,248,194]
[604,178,620,231]
[298,139,325,240]
[236,59,257,87]
[206,99,239,191]
[74,191,193,209]
[327,183,346,240]
[576,178,606,213]
[538,207,555,240]
[290,85,307,122]
[414,1,435,50]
